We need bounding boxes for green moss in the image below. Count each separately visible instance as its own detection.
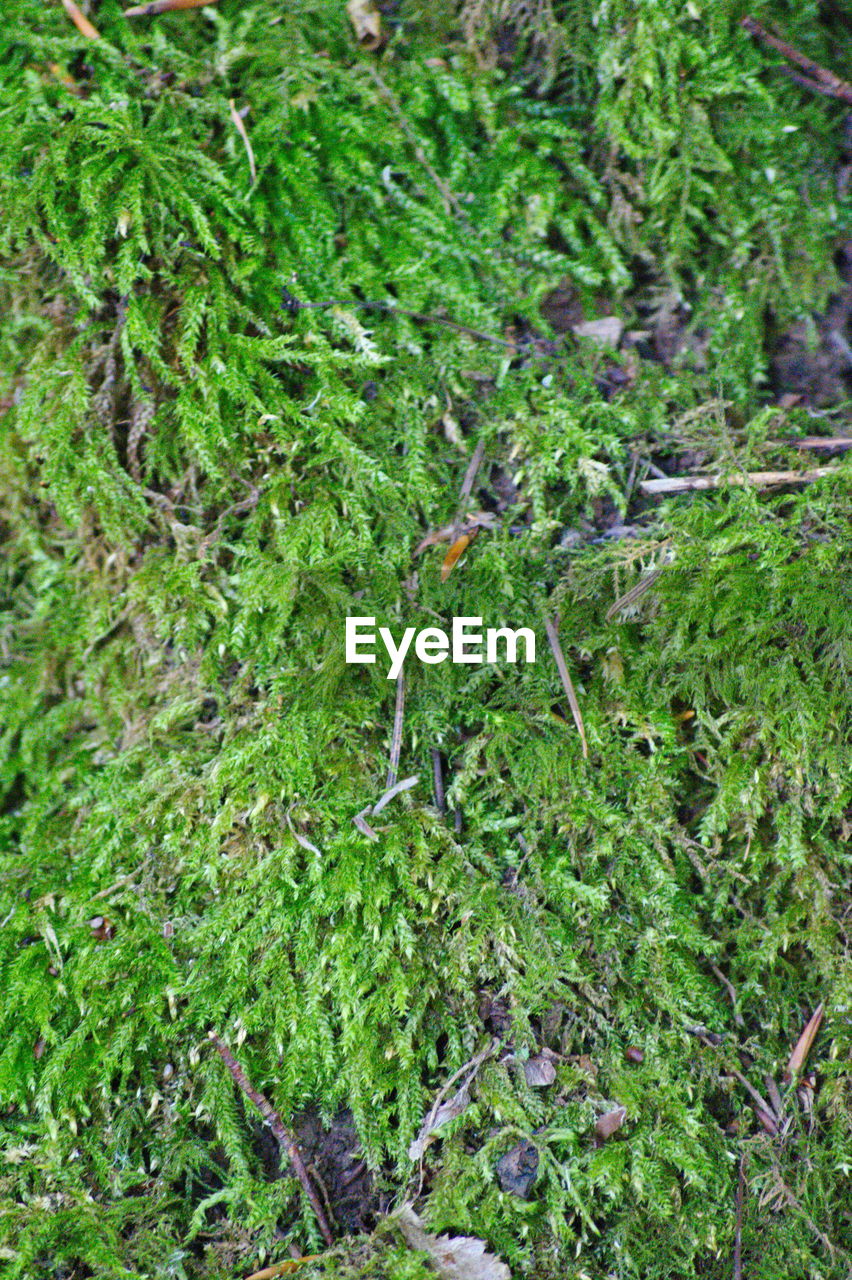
[0,1,850,1276]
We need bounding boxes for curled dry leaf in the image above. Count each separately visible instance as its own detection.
[523,1054,556,1087]
[395,1206,511,1280]
[408,1083,471,1161]
[593,1106,627,1145]
[786,1002,824,1078]
[346,0,383,51]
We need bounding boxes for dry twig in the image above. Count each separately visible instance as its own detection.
[386,673,405,790]
[60,0,101,39]
[741,17,852,105]
[207,1032,335,1246]
[639,467,837,495]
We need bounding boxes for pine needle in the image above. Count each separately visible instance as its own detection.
[544,616,589,759]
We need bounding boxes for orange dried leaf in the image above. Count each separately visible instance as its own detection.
[441,532,474,582]
[245,1259,321,1280]
[786,1003,824,1077]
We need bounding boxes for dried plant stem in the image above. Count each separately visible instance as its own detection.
[208,1033,335,1246]
[60,0,101,39]
[544,616,589,759]
[386,673,405,790]
[741,17,852,105]
[639,467,836,495]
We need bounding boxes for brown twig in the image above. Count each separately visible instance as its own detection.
[287,295,516,349]
[741,17,852,105]
[639,467,837,495]
[544,616,589,759]
[733,1153,747,1280]
[207,1033,335,1246]
[386,673,405,790]
[60,0,101,39]
[605,565,665,622]
[366,67,467,217]
[710,963,746,1029]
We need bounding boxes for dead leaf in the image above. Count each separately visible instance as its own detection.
[60,0,101,38]
[441,531,476,581]
[593,1106,627,1145]
[786,1003,824,1078]
[346,0,383,50]
[408,1083,472,1161]
[495,1140,539,1198]
[124,0,217,14]
[396,1206,511,1280]
[523,1054,556,1087]
[572,317,624,348]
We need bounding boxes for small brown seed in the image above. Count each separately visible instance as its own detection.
[625,1046,645,1064]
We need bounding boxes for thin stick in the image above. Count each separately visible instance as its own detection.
[639,467,836,495]
[287,296,516,349]
[741,17,852,105]
[544,616,589,759]
[605,565,665,622]
[229,99,257,185]
[366,67,466,217]
[782,436,852,451]
[386,673,405,790]
[733,1153,746,1280]
[207,1033,335,1246]
[60,0,101,38]
[710,963,745,1028]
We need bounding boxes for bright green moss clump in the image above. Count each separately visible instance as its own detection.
[0,1,850,1277]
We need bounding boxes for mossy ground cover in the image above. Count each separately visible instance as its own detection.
[0,2,850,1277]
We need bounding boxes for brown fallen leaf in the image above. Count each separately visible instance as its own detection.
[408,1083,471,1161]
[60,0,101,38]
[124,0,217,15]
[441,530,477,582]
[346,0,383,50]
[395,1206,510,1280]
[786,1003,824,1078]
[593,1106,627,1145]
[523,1054,556,1087]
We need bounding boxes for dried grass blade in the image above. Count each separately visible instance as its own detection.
[229,99,257,185]
[544,616,588,759]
